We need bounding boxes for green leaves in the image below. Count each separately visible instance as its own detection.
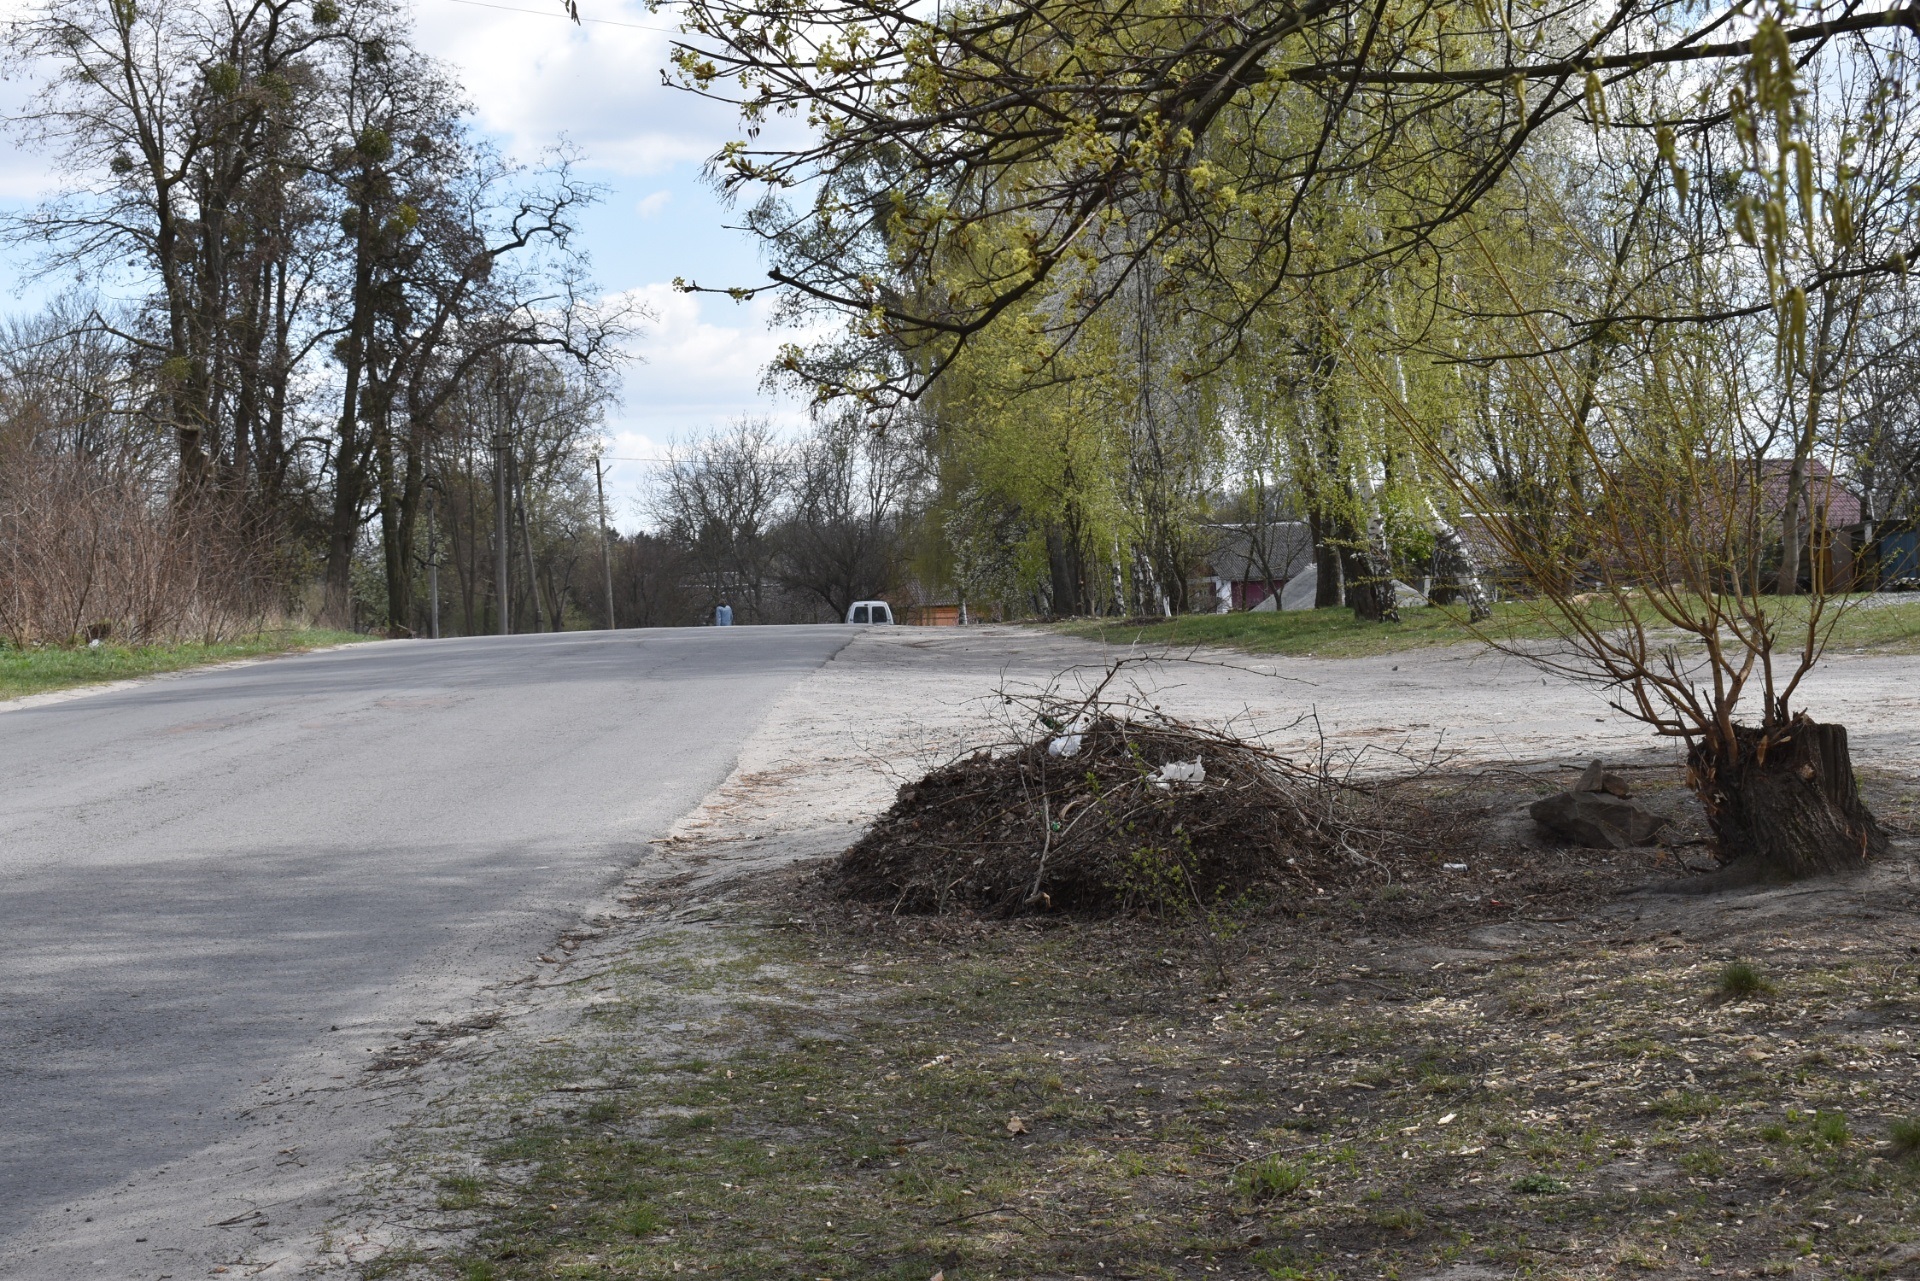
[203,60,241,99]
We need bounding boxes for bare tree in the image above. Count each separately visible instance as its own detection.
[7,0,347,494]
[0,302,268,642]
[652,419,790,621]
[775,412,926,618]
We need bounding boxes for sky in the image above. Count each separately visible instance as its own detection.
[0,0,808,529]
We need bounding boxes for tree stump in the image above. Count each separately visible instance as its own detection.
[1688,716,1888,878]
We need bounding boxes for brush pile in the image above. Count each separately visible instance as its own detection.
[828,710,1437,918]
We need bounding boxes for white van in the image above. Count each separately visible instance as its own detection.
[846,600,894,624]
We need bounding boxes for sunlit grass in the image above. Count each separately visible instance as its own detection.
[1055,593,1920,660]
[0,628,373,701]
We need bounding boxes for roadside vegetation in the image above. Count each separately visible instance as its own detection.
[0,628,369,702]
[1060,596,1920,661]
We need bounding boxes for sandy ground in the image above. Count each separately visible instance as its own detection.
[660,626,1920,856]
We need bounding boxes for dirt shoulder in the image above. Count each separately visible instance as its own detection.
[321,628,1920,1281]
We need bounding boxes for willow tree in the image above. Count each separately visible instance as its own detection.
[667,0,1914,397]
[662,0,1919,873]
[928,302,1130,617]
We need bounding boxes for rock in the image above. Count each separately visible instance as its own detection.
[1574,758,1634,797]
[1529,789,1670,849]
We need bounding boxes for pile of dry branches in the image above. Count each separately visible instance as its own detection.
[829,683,1446,918]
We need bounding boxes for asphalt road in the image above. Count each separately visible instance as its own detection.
[0,626,854,1276]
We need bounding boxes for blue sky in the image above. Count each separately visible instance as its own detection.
[0,0,809,529]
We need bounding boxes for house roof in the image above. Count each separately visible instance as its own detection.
[1757,459,1863,527]
[1201,522,1314,582]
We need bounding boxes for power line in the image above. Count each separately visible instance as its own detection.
[427,0,679,33]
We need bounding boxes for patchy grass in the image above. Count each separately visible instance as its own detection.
[356,827,1920,1281]
[1825,595,1920,652]
[1056,594,1920,660]
[1717,961,1773,999]
[0,628,370,701]
[1236,1156,1309,1202]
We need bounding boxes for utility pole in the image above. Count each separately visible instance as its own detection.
[492,432,511,634]
[427,483,441,640]
[595,455,616,630]
[512,448,545,632]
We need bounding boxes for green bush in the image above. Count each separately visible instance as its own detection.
[1718,962,1772,998]
[1511,1172,1569,1194]
[620,1202,663,1235]
[1235,1156,1308,1201]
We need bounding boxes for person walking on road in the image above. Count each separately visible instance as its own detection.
[714,601,733,627]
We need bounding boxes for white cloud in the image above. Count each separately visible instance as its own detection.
[591,282,829,528]
[415,0,736,174]
[409,0,827,532]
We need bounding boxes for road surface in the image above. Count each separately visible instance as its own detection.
[0,626,853,1277]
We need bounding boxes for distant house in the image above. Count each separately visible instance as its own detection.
[1881,524,1920,587]
[1198,523,1314,612]
[1757,459,1866,592]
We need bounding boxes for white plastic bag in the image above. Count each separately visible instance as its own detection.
[1150,758,1206,789]
[1047,716,1091,758]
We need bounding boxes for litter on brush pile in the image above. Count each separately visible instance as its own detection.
[827,690,1454,918]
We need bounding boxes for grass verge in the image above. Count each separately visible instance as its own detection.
[0,627,371,701]
[354,791,1920,1281]
[1057,594,1920,660]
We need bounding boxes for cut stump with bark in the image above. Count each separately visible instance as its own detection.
[1688,716,1888,879]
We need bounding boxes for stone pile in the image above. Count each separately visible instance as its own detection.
[1528,760,1670,849]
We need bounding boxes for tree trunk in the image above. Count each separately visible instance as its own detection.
[380,414,428,638]
[1310,510,1343,608]
[1345,552,1399,622]
[321,199,377,630]
[1776,457,1806,595]
[1427,500,1492,622]
[1342,510,1399,623]
[1046,526,1081,618]
[1687,716,1888,878]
